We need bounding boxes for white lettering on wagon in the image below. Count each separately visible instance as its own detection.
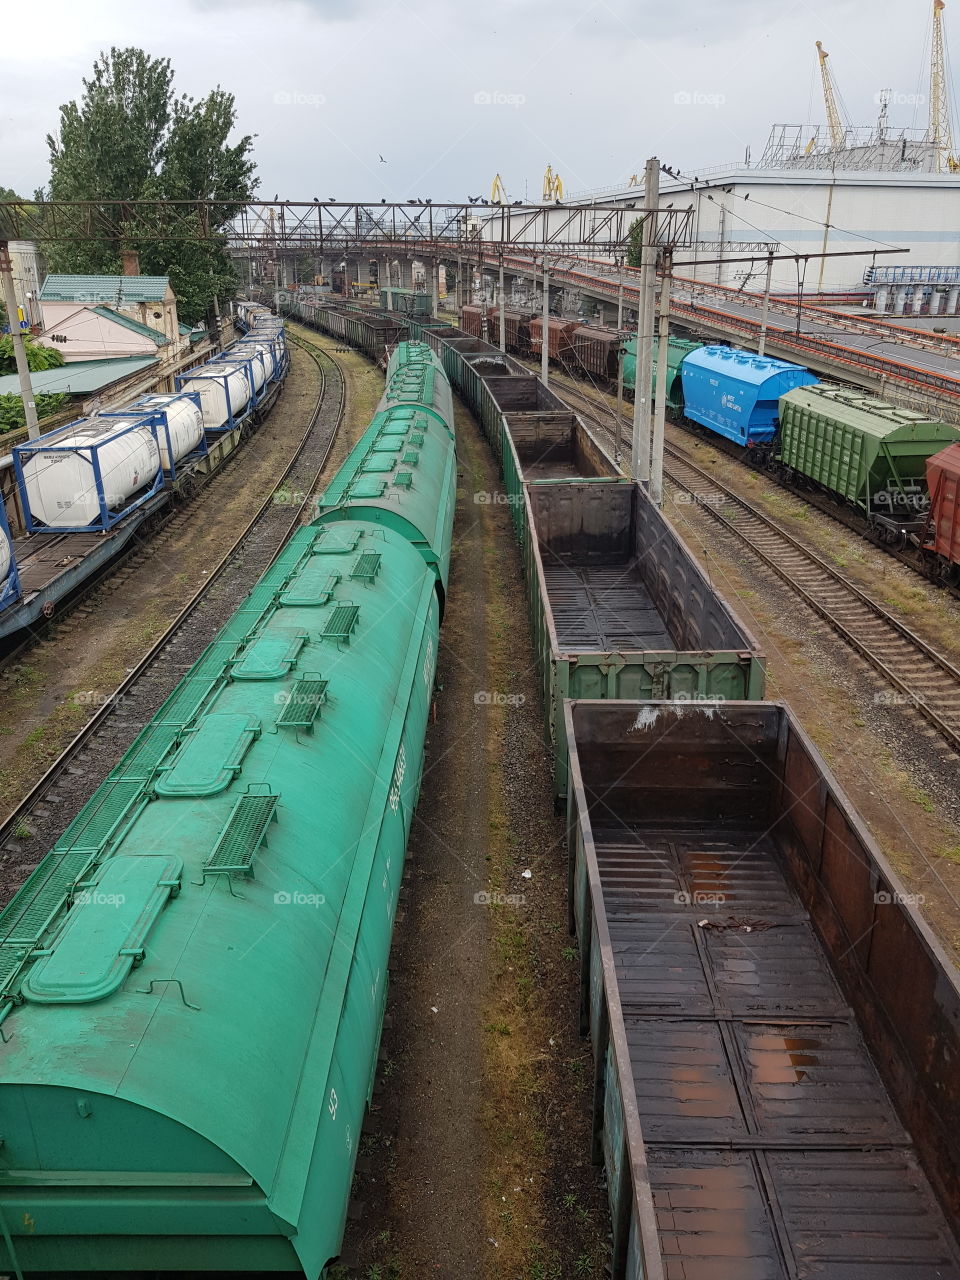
[388,743,407,813]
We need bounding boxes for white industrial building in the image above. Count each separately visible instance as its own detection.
[657,167,960,305]
[482,167,960,312]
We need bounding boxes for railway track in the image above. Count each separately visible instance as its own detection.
[548,372,960,757]
[540,359,960,599]
[0,371,287,672]
[0,335,345,899]
[496,253,960,421]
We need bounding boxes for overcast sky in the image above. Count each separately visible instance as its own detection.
[2,0,948,202]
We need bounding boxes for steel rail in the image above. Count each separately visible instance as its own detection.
[0,336,345,851]
[549,371,960,755]
[492,253,960,413]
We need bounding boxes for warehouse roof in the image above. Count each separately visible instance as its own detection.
[39,274,171,304]
[0,356,159,397]
[90,305,168,346]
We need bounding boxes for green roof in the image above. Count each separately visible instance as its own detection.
[40,274,171,304]
[90,305,168,346]
[0,356,159,397]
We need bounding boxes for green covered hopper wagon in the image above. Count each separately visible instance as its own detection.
[778,384,960,535]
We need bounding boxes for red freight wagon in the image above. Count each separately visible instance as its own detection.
[529,316,578,361]
[924,441,960,583]
[459,305,488,338]
[488,308,533,354]
[565,326,623,380]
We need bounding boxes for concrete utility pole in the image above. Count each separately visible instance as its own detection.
[498,254,507,354]
[455,255,462,316]
[480,261,490,343]
[630,157,659,482]
[615,257,625,463]
[0,242,39,439]
[431,259,440,318]
[651,248,673,507]
[384,259,394,310]
[757,248,775,357]
[541,257,550,387]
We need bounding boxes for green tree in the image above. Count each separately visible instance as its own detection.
[42,48,258,323]
[0,392,68,434]
[626,218,643,269]
[0,337,65,375]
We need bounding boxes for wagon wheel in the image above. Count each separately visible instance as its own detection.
[937,557,959,586]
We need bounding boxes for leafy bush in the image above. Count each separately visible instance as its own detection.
[0,337,66,375]
[0,393,70,434]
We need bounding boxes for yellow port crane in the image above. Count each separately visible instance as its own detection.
[816,40,849,152]
[542,165,564,201]
[491,173,508,204]
[928,0,960,171]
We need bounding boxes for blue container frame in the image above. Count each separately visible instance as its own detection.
[235,338,287,387]
[246,329,287,376]
[210,350,270,407]
[13,414,165,534]
[174,366,250,435]
[206,352,261,408]
[100,391,208,483]
[0,499,21,612]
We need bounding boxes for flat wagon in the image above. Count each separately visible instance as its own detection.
[566,698,960,1280]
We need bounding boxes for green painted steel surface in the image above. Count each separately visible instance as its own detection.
[379,288,431,315]
[316,343,457,601]
[518,479,766,798]
[622,336,701,406]
[0,510,442,1275]
[407,318,456,342]
[779,384,960,513]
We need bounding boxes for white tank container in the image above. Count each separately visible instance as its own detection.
[0,522,11,588]
[178,364,252,431]
[227,349,267,391]
[234,343,275,384]
[213,354,261,396]
[20,418,161,528]
[135,394,205,468]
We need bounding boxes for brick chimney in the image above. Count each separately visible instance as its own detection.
[121,250,140,276]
